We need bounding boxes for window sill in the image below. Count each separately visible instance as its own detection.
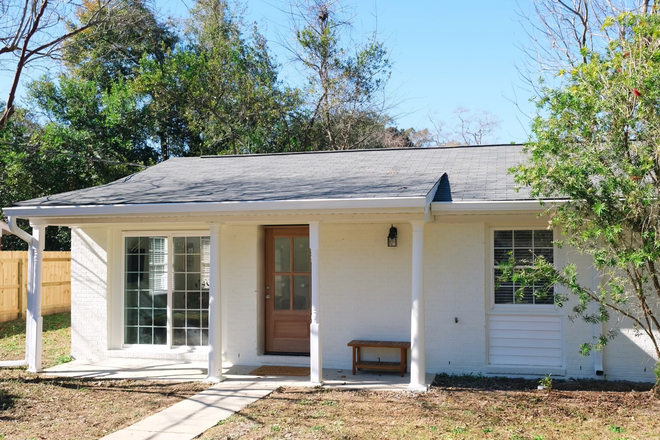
[108,346,209,361]
[489,306,562,315]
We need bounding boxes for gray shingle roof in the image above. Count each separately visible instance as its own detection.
[12,145,531,207]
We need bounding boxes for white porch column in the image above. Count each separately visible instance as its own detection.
[27,222,46,373]
[309,221,322,385]
[206,223,225,382]
[408,220,427,392]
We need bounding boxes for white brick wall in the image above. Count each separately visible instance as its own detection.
[319,223,412,369]
[69,217,659,382]
[424,222,487,374]
[222,225,260,365]
[71,227,108,361]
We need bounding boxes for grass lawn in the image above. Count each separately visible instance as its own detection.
[0,312,72,368]
[199,375,660,440]
[0,313,211,440]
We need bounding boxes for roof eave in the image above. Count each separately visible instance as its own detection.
[4,196,429,219]
[431,200,565,213]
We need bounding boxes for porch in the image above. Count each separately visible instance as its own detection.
[43,358,432,391]
[10,216,432,392]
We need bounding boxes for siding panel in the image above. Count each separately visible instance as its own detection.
[489,314,562,367]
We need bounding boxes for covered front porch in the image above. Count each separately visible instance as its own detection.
[43,358,434,391]
[9,211,435,392]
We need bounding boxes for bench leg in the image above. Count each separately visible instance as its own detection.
[400,348,405,377]
[352,347,356,375]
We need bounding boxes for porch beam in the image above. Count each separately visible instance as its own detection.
[27,222,46,373]
[309,221,322,385]
[206,223,225,382]
[408,220,428,392]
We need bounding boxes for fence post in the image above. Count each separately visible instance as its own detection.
[17,258,23,319]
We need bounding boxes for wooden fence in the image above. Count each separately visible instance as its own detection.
[0,251,71,323]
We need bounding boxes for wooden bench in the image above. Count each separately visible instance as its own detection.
[347,340,411,377]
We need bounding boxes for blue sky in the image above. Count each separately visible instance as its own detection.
[160,0,537,143]
[0,0,536,143]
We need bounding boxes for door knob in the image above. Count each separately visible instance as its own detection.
[266,294,271,299]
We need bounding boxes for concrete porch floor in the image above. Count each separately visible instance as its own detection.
[43,358,433,391]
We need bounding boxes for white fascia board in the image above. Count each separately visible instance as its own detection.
[431,200,566,212]
[4,196,427,219]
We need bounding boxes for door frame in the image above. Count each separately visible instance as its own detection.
[264,225,311,354]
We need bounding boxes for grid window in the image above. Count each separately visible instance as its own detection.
[172,237,210,346]
[124,237,168,344]
[493,230,554,305]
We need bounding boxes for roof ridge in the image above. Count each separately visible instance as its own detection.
[198,143,523,160]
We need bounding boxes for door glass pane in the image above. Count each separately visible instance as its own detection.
[274,274,291,310]
[293,275,310,310]
[173,237,185,254]
[274,237,291,273]
[172,236,210,346]
[293,237,310,273]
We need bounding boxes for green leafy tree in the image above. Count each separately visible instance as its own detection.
[63,0,178,91]
[145,0,302,156]
[507,13,660,386]
[0,105,82,251]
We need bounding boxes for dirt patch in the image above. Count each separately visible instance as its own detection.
[0,369,211,439]
[0,313,212,439]
[198,377,660,440]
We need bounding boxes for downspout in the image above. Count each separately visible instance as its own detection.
[0,216,33,368]
[592,265,604,376]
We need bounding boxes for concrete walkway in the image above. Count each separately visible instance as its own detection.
[99,380,274,440]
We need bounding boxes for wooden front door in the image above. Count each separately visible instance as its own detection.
[265,226,311,354]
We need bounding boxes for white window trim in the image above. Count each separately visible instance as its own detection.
[488,226,560,314]
[121,230,210,349]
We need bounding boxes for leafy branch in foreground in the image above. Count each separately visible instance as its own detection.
[508,12,660,386]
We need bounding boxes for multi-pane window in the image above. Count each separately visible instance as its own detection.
[123,235,210,347]
[124,237,168,344]
[493,230,554,305]
[172,237,210,346]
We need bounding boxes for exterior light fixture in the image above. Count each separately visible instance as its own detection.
[387,225,398,247]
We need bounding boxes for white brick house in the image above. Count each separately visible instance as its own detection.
[3,145,658,389]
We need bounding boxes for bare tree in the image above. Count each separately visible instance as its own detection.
[281,0,394,150]
[453,106,502,145]
[517,0,656,85]
[412,107,502,147]
[0,0,120,129]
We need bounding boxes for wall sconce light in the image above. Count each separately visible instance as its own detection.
[387,225,398,247]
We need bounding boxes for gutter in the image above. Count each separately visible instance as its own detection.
[3,196,429,218]
[431,200,567,212]
[4,216,33,243]
[0,217,33,368]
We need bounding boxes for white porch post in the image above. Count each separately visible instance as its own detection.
[408,220,427,392]
[206,223,225,382]
[309,221,322,385]
[27,222,46,373]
